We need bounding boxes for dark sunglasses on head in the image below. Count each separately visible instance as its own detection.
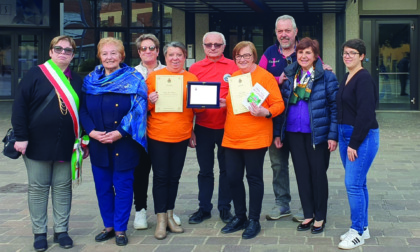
[286,56,293,65]
[53,46,74,55]
[203,43,223,49]
[139,46,156,52]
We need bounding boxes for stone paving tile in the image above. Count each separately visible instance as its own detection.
[193,244,223,252]
[154,245,195,252]
[223,244,251,252]
[376,236,407,246]
[170,236,206,245]
[278,235,306,244]
[141,235,171,244]
[239,236,278,245]
[363,247,420,252]
[206,236,241,245]
[411,229,420,237]
[313,245,349,252]
[306,237,333,246]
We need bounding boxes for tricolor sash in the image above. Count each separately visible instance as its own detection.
[39,59,89,187]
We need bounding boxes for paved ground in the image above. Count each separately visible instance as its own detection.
[0,101,419,252]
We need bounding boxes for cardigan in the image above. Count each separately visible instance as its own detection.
[336,69,378,150]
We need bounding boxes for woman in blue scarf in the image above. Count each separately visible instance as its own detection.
[79,37,147,246]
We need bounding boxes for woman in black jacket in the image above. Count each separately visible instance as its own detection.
[12,35,83,251]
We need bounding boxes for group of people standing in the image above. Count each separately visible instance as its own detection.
[11,13,379,252]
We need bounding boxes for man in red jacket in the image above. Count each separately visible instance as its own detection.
[188,32,238,224]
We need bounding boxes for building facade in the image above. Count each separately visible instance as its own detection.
[0,0,418,111]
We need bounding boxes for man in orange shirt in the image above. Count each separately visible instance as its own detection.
[188,32,238,224]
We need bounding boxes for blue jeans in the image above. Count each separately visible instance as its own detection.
[338,124,379,234]
[195,124,231,212]
[268,140,291,208]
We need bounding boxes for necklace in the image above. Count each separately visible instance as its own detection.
[56,89,68,115]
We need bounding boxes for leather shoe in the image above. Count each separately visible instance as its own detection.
[221,216,247,234]
[189,209,211,224]
[95,229,115,242]
[54,232,73,249]
[220,208,233,223]
[297,219,314,231]
[242,219,261,239]
[115,232,128,246]
[34,233,47,252]
[311,221,326,234]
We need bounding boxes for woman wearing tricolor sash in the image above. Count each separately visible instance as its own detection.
[79,37,148,246]
[12,36,84,251]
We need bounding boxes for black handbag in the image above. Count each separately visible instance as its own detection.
[2,88,56,159]
[2,128,21,159]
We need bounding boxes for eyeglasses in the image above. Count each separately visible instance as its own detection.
[341,51,360,58]
[203,43,224,49]
[235,53,252,60]
[53,46,74,55]
[286,56,293,65]
[139,46,156,52]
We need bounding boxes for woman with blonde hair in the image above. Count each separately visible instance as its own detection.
[80,37,148,246]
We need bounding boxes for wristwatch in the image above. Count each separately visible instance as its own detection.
[265,111,272,118]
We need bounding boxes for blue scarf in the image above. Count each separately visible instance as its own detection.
[83,63,148,150]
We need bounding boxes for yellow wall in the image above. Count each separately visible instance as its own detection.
[345,0,359,40]
[194,14,209,62]
[172,8,185,44]
[322,13,336,71]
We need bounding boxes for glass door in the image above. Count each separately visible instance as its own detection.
[0,33,41,99]
[18,34,41,84]
[0,34,13,98]
[363,18,418,110]
[377,22,412,109]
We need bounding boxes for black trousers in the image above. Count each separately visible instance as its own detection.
[133,146,152,211]
[148,137,189,214]
[287,132,330,221]
[225,147,267,220]
[195,124,231,212]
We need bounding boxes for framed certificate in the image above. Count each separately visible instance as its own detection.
[186,82,220,108]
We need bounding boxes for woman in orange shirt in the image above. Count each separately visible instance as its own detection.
[147,41,201,240]
[221,41,284,239]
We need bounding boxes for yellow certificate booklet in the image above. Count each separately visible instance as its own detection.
[155,75,184,113]
[228,73,253,115]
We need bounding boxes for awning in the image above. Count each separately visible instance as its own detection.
[151,0,348,13]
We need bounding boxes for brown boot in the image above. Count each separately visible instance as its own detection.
[154,213,167,240]
[167,210,184,233]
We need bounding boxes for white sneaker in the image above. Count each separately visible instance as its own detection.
[338,228,365,250]
[173,213,181,225]
[133,208,148,230]
[340,227,370,241]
